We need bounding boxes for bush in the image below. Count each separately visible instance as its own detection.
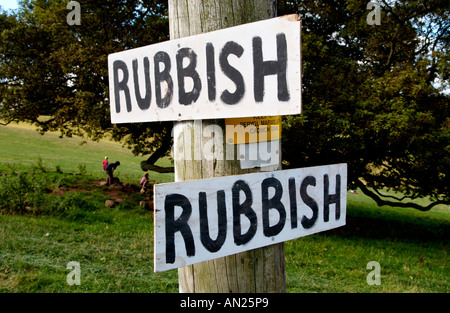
[0,171,50,214]
[0,162,134,224]
[46,192,113,223]
[48,192,96,213]
[0,171,110,222]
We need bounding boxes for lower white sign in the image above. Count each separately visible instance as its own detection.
[154,163,347,272]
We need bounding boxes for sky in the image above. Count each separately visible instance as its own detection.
[1,0,19,11]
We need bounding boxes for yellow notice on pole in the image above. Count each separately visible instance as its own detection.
[225,116,282,144]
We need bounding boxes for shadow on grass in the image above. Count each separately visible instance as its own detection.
[332,208,450,244]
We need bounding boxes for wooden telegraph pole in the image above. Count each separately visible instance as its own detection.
[109,0,345,294]
[170,0,286,292]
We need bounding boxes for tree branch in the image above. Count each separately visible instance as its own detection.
[355,179,449,212]
[373,187,407,201]
[140,162,174,173]
[385,25,400,68]
[140,124,174,173]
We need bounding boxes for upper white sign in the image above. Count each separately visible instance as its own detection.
[108,15,302,123]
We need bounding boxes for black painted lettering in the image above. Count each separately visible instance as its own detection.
[164,193,195,264]
[253,33,289,102]
[176,48,202,105]
[288,177,297,229]
[219,41,245,105]
[261,177,286,237]
[206,43,216,102]
[199,191,227,253]
[132,57,151,110]
[300,176,319,229]
[154,51,174,108]
[113,60,132,113]
[324,174,341,222]
[232,180,257,245]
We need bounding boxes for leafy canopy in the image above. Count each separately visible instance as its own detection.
[0,0,171,155]
[279,0,449,210]
[0,0,448,210]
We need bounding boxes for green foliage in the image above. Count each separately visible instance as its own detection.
[1,0,448,209]
[33,156,47,173]
[47,192,97,215]
[0,167,53,214]
[0,0,170,156]
[77,163,87,175]
[0,164,135,224]
[278,0,449,209]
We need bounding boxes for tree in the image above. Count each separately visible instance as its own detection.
[1,0,448,211]
[0,0,172,167]
[278,0,449,210]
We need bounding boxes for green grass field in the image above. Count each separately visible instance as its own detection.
[0,124,448,293]
[0,123,174,184]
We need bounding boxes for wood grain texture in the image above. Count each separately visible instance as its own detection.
[169,0,285,293]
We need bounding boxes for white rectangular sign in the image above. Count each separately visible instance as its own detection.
[154,163,347,272]
[108,15,301,123]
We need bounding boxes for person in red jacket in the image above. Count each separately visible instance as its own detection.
[102,156,109,171]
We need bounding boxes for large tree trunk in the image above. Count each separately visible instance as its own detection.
[169,0,286,293]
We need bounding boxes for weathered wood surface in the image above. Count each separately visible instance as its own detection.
[154,164,348,272]
[108,1,301,124]
[170,0,286,293]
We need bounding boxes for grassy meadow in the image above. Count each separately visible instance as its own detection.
[0,123,174,184]
[0,123,448,293]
